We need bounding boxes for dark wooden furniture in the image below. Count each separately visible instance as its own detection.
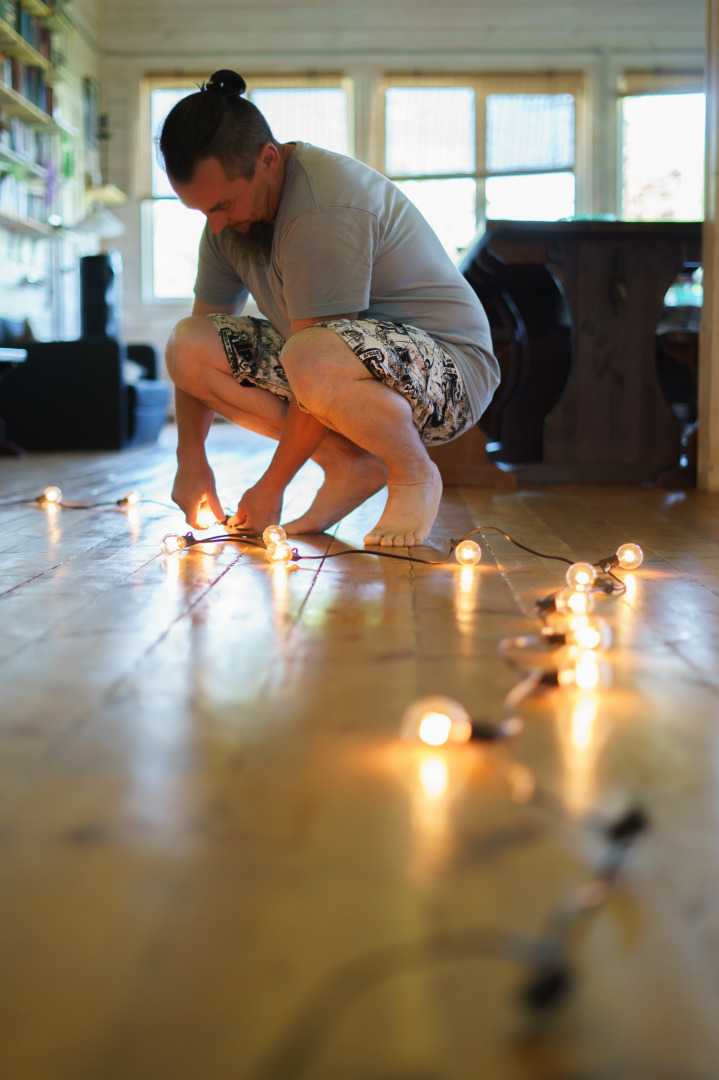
[463,220,702,484]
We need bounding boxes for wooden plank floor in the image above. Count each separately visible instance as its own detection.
[2,421,719,1080]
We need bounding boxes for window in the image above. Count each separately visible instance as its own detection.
[619,73,705,222]
[380,74,586,260]
[144,75,352,301]
[148,85,205,300]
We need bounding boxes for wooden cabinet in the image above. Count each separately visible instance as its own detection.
[0,0,61,235]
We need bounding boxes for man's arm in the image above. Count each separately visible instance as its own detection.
[228,313,358,530]
[172,297,242,528]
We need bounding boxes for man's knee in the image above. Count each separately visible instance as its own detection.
[165,315,222,390]
[281,327,362,403]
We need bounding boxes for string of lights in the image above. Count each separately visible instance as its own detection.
[24,485,651,1030]
[0,486,177,512]
[160,522,602,567]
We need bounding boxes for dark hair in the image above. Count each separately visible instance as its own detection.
[158,70,278,184]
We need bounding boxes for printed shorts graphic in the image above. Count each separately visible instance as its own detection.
[208,313,473,445]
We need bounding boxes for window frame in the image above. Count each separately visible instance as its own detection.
[374,72,590,237]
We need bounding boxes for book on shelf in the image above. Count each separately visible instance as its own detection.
[0,1,18,29]
[7,56,52,114]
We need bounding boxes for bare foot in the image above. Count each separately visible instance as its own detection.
[363,462,442,547]
[283,451,388,534]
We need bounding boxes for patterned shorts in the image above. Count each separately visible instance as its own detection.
[207,313,473,446]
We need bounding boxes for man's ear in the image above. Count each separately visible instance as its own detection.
[259,142,280,174]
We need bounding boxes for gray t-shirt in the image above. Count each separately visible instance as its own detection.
[194,142,499,421]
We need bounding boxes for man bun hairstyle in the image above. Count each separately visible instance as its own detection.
[158,69,277,184]
[206,70,247,95]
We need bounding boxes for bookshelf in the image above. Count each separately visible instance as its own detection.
[0,0,59,234]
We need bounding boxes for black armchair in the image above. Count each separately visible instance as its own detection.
[0,336,170,452]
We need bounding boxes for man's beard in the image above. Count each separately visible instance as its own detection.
[226,221,274,263]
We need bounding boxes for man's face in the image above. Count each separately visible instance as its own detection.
[172,153,276,237]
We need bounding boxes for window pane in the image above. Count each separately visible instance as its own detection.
[395,178,478,259]
[486,94,575,173]
[152,199,206,299]
[250,88,349,154]
[151,88,195,197]
[485,172,575,221]
[386,87,475,176]
[622,93,705,221]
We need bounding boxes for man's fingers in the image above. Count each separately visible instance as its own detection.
[186,497,224,529]
[227,506,250,528]
[209,492,225,521]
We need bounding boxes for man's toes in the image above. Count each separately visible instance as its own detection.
[378,531,408,547]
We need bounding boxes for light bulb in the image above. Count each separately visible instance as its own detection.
[616,543,643,570]
[161,533,187,556]
[455,539,482,566]
[263,524,287,545]
[569,617,612,651]
[266,540,293,564]
[41,485,62,504]
[557,648,611,689]
[196,508,217,530]
[400,695,473,746]
[555,587,595,616]
[120,490,142,507]
[573,651,602,690]
[565,562,597,591]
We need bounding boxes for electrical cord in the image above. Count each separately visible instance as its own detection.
[174,524,582,569]
[0,496,178,511]
[8,493,639,585]
[251,807,649,1080]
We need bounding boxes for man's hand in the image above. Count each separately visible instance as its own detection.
[171,457,225,529]
[227,476,283,533]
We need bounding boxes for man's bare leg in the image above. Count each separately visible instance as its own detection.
[280,326,443,547]
[166,316,387,526]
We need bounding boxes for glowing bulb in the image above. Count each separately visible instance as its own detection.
[400,696,473,746]
[41,486,62,504]
[616,543,644,569]
[161,533,187,556]
[266,540,293,564]
[419,712,453,745]
[557,647,611,690]
[454,539,482,566]
[555,587,595,616]
[263,525,287,545]
[566,562,597,591]
[196,508,217,530]
[570,618,612,652]
[121,490,142,506]
[574,652,601,690]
